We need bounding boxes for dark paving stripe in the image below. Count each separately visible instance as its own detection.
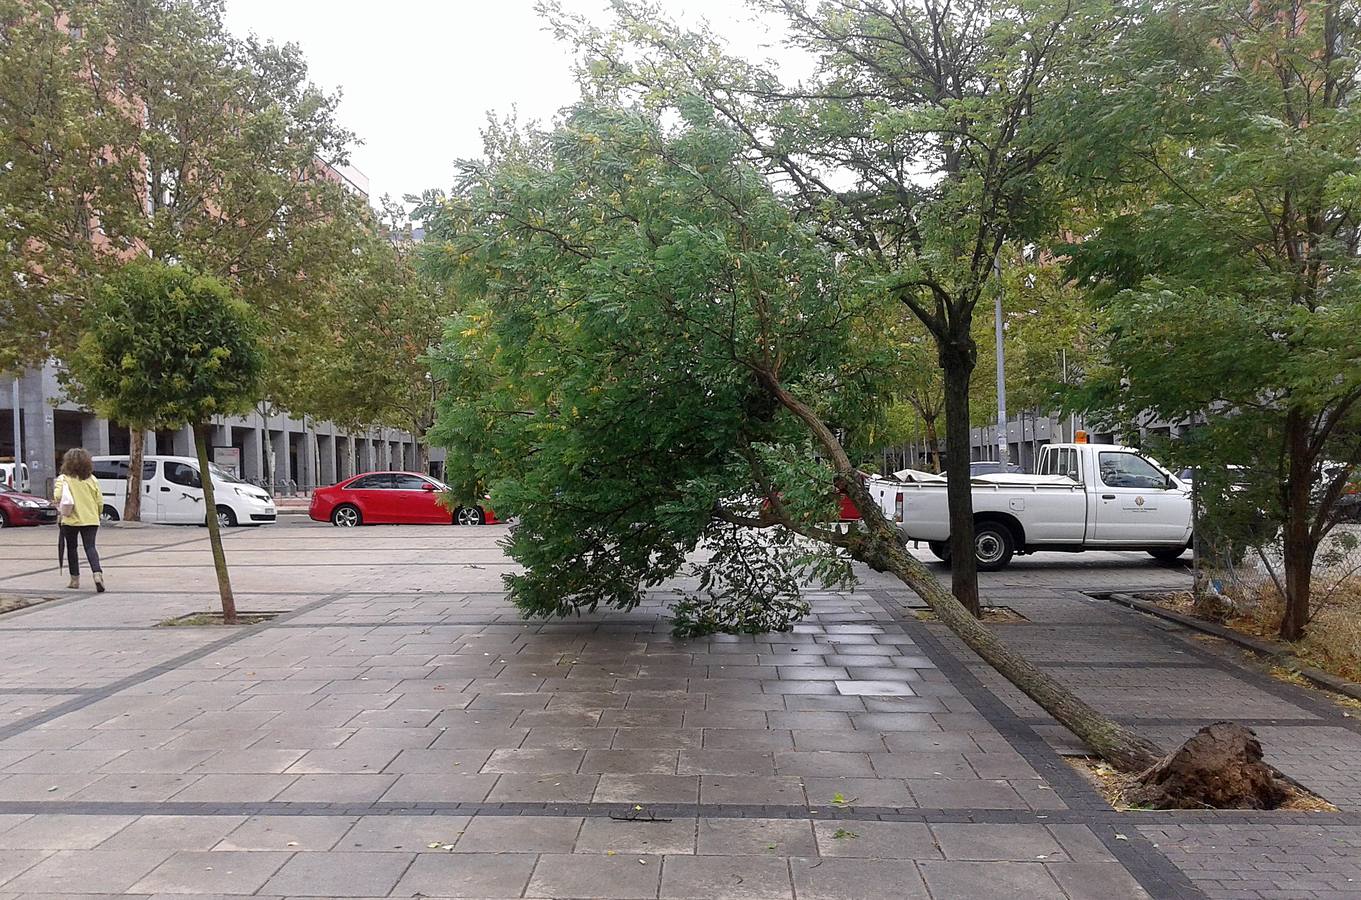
[0,687,93,695]
[0,799,1355,827]
[870,590,1205,900]
[0,590,350,741]
[1022,716,1330,728]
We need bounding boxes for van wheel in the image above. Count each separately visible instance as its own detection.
[1149,546,1187,562]
[927,540,952,563]
[216,506,237,529]
[974,522,1015,571]
[101,505,120,523]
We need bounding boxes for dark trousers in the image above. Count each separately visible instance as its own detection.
[61,524,101,576]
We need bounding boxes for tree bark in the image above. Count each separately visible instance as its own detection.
[924,416,942,474]
[1280,409,1314,642]
[194,422,238,624]
[940,340,981,617]
[123,428,144,522]
[417,438,431,475]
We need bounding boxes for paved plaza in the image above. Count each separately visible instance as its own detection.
[0,522,1358,898]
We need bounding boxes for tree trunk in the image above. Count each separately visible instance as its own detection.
[924,416,941,474]
[123,428,144,522]
[1280,411,1314,641]
[194,422,238,624]
[417,438,431,475]
[940,341,981,617]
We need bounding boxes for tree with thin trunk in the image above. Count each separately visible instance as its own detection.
[545,0,1120,615]
[1063,0,1361,641]
[70,262,263,623]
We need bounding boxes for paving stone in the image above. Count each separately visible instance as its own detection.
[1047,861,1152,899]
[98,815,247,851]
[790,856,929,899]
[677,750,775,776]
[6,848,171,893]
[216,816,357,852]
[0,850,49,888]
[698,775,807,805]
[660,854,793,899]
[594,773,700,803]
[130,850,292,894]
[273,773,398,803]
[907,778,1027,809]
[804,776,916,807]
[284,748,399,774]
[336,815,471,852]
[261,850,413,897]
[69,772,199,801]
[581,748,679,774]
[453,816,582,853]
[487,773,599,802]
[812,821,940,859]
[392,851,537,897]
[528,852,662,899]
[696,818,817,856]
[931,824,1068,861]
[191,749,308,773]
[774,751,875,777]
[0,815,136,850]
[170,773,297,801]
[575,818,697,855]
[380,772,498,802]
[918,860,1066,899]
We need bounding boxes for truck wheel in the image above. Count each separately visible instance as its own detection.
[927,541,952,563]
[1148,546,1187,562]
[974,522,1015,571]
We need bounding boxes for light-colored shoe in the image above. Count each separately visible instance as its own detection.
[67,576,79,590]
[93,572,105,593]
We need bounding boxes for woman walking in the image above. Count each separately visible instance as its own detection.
[54,448,104,592]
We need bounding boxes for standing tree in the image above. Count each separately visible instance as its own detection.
[421,96,1297,804]
[0,0,361,517]
[1065,0,1361,641]
[552,0,1117,615]
[71,262,263,623]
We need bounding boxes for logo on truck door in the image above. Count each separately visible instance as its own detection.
[1135,496,1145,507]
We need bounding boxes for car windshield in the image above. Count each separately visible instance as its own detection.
[208,463,247,485]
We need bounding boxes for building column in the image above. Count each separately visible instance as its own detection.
[242,425,263,483]
[81,416,110,456]
[18,370,55,497]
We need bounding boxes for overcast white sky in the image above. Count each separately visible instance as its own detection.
[221,1,806,207]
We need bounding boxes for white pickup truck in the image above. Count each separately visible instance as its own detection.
[867,442,1193,570]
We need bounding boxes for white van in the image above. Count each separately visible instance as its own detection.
[92,455,276,527]
[0,461,29,493]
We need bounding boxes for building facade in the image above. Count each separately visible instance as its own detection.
[4,366,444,499]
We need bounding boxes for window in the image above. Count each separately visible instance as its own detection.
[1097,452,1167,489]
[391,474,429,491]
[1061,449,1080,481]
[93,459,129,480]
[347,474,394,490]
[143,461,156,480]
[164,462,201,488]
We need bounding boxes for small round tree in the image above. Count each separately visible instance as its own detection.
[72,261,263,623]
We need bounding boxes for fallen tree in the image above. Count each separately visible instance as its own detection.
[420,91,1292,807]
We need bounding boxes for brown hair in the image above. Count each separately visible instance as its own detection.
[61,448,94,480]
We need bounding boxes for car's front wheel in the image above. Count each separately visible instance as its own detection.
[0,508,8,528]
[216,506,237,529]
[455,506,485,526]
[331,505,362,527]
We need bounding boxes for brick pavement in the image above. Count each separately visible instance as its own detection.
[0,524,1354,897]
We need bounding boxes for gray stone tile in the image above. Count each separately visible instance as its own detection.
[868,752,977,779]
[613,728,702,750]
[774,751,874,777]
[575,818,696,855]
[0,815,136,850]
[917,860,1065,899]
[69,772,199,801]
[337,815,471,852]
[580,749,679,774]
[216,815,357,852]
[697,818,817,856]
[529,852,662,899]
[790,856,929,899]
[453,816,581,853]
[384,747,492,773]
[98,747,218,774]
[813,821,940,858]
[699,775,807,805]
[98,815,247,851]
[804,776,916,807]
[931,824,1068,861]
[703,729,793,751]
[130,850,292,894]
[908,779,1026,809]
[1045,825,1116,862]
[171,773,297,801]
[261,850,413,897]
[660,855,793,899]
[0,772,101,799]
[0,850,48,888]
[393,851,537,897]
[1047,862,1151,899]
[521,727,617,749]
[2,749,124,773]
[487,773,599,802]
[481,748,585,773]
[6,848,171,893]
[381,773,497,802]
[273,773,398,803]
[594,774,699,803]
[285,748,399,774]
[677,749,775,776]
[191,749,308,774]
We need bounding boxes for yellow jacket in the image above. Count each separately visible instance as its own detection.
[55,476,102,527]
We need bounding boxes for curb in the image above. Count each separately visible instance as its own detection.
[1103,591,1361,703]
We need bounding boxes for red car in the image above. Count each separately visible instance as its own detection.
[309,471,500,527]
[0,483,59,528]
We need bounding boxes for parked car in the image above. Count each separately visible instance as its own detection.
[0,461,29,493]
[868,442,1192,570]
[310,471,501,527]
[0,482,57,528]
[93,455,276,527]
